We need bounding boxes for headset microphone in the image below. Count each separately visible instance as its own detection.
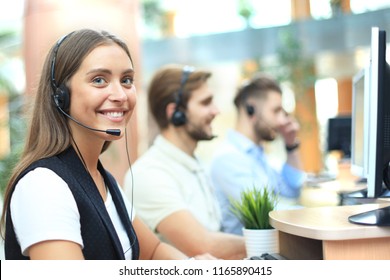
[56,105,121,136]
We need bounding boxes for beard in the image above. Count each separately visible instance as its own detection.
[254,118,277,142]
[185,121,215,141]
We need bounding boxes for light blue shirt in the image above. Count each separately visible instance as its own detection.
[209,129,306,235]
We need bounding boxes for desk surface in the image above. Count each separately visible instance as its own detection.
[300,170,367,207]
[269,202,390,241]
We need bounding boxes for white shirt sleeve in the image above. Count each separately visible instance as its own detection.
[10,167,83,256]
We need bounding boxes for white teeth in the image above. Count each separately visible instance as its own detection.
[105,112,124,118]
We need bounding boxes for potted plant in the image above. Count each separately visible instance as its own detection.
[330,0,343,17]
[230,186,279,258]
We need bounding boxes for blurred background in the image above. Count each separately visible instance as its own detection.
[1,0,390,195]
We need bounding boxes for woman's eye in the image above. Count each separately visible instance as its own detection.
[122,77,134,86]
[92,77,106,85]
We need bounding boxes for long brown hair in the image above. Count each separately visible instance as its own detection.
[0,29,133,237]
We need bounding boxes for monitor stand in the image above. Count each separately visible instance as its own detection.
[340,187,390,205]
[344,187,390,226]
[348,205,390,226]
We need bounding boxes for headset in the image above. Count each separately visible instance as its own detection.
[235,80,256,117]
[245,104,255,116]
[50,32,120,136]
[171,65,195,126]
[50,33,73,113]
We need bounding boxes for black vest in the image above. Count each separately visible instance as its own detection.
[5,147,139,260]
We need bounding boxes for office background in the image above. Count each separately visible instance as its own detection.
[1,3,390,257]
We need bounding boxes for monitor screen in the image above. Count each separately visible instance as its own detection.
[327,115,351,158]
[350,67,369,178]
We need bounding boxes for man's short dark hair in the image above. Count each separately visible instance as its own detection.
[234,73,282,109]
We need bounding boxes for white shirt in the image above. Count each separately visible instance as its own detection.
[125,135,221,242]
[10,167,134,259]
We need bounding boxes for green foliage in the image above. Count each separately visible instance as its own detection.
[269,29,316,99]
[330,0,342,6]
[238,0,254,20]
[142,0,162,24]
[0,91,25,196]
[141,0,168,34]
[230,186,278,230]
[0,29,25,196]
[0,144,22,196]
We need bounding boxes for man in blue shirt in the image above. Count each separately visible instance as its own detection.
[209,73,306,235]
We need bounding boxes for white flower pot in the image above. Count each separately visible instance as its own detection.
[242,228,279,258]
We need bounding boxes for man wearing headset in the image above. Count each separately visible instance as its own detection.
[124,64,246,260]
[210,73,307,235]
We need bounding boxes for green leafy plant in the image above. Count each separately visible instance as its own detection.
[0,29,25,196]
[237,0,255,28]
[0,89,25,196]
[230,186,278,230]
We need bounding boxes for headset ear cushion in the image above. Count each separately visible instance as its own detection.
[171,110,187,126]
[246,105,255,116]
[53,84,70,112]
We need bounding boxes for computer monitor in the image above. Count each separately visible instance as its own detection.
[327,115,352,158]
[349,27,390,226]
[350,67,369,178]
[366,27,390,198]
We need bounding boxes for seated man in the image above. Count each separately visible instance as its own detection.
[210,73,307,235]
[124,64,246,260]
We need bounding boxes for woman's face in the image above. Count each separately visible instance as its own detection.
[68,43,136,141]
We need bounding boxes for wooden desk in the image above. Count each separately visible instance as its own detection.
[269,203,390,259]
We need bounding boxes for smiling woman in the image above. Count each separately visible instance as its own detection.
[0,29,139,260]
[0,29,215,261]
